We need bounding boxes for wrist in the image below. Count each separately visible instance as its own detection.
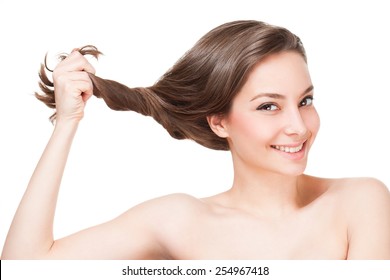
[53,118,80,134]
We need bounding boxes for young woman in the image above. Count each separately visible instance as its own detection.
[2,20,390,260]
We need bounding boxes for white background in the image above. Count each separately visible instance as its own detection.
[0,0,389,255]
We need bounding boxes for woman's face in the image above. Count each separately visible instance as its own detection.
[223,51,320,176]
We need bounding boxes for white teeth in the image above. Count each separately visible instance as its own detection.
[272,143,303,153]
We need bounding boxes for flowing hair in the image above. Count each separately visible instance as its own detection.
[35,20,306,150]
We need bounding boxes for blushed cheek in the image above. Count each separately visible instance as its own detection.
[228,111,273,146]
[227,111,258,144]
[228,112,255,138]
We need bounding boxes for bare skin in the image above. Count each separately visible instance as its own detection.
[2,51,390,260]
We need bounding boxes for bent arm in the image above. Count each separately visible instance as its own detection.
[1,50,97,259]
[2,121,79,258]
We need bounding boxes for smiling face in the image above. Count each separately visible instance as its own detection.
[212,51,320,176]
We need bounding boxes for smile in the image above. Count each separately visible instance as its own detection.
[271,143,304,153]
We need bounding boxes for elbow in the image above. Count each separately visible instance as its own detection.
[1,242,54,260]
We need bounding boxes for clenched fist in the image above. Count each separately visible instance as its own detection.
[52,49,96,124]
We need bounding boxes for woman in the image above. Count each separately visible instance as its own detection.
[2,20,390,259]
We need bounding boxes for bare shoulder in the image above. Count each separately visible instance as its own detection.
[130,193,209,250]
[127,193,209,230]
[311,176,390,219]
[319,177,390,259]
[325,177,390,204]
[135,193,207,214]
[303,175,389,201]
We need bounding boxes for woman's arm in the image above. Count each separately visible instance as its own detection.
[1,50,91,258]
[1,121,79,258]
[1,51,166,259]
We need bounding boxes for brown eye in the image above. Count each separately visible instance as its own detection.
[299,96,314,107]
[257,103,279,111]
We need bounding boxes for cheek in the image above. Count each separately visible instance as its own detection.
[227,112,254,140]
[227,112,274,144]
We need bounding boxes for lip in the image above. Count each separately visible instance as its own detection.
[271,140,307,161]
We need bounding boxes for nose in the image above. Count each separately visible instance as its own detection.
[284,108,308,137]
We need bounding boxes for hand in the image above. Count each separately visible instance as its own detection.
[52,49,96,124]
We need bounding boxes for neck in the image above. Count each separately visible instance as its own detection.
[226,164,305,218]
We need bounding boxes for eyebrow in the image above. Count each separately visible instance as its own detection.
[250,85,314,101]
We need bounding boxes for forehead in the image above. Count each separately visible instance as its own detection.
[237,51,312,99]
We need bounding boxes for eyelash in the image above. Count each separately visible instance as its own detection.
[256,95,314,111]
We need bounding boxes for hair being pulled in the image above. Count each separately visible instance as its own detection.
[35,20,306,150]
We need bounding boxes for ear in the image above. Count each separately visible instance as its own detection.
[207,114,229,138]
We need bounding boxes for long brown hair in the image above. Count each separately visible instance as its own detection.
[36,20,306,150]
